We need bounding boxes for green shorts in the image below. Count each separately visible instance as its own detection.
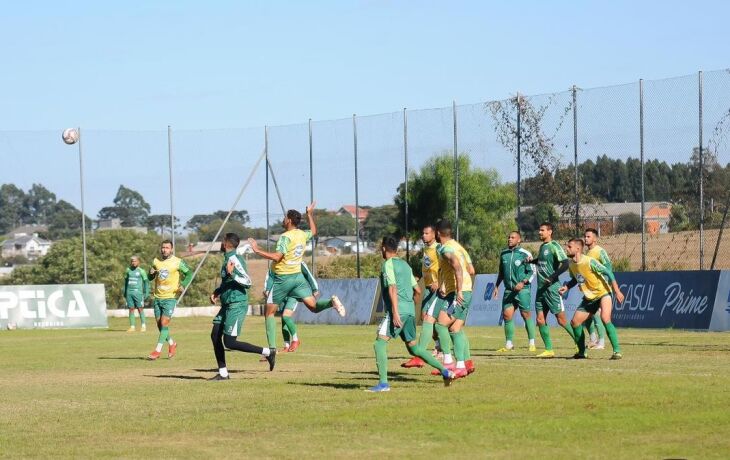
[278,297,299,313]
[125,293,144,308]
[377,313,417,342]
[577,294,609,314]
[441,291,473,322]
[535,283,564,315]
[421,289,440,317]
[213,301,248,337]
[267,273,313,307]
[502,288,531,312]
[153,298,177,318]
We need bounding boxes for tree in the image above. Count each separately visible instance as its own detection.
[616,213,642,233]
[97,185,151,227]
[47,200,92,240]
[196,219,247,242]
[299,210,356,237]
[146,214,181,235]
[24,184,57,225]
[517,203,560,240]
[362,205,399,242]
[0,184,28,233]
[185,210,249,232]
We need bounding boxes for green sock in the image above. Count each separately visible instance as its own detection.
[563,323,576,341]
[374,338,389,384]
[452,331,466,362]
[504,319,515,342]
[282,315,298,338]
[463,331,471,360]
[138,310,146,326]
[418,321,434,350]
[407,344,444,372]
[525,318,536,340]
[435,324,452,355]
[604,322,621,353]
[539,324,553,351]
[157,326,169,345]
[586,319,595,336]
[128,311,135,328]
[594,316,606,340]
[314,299,332,313]
[265,316,277,348]
[282,322,291,343]
[572,324,586,355]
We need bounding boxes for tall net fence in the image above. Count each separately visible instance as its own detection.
[2,69,729,280]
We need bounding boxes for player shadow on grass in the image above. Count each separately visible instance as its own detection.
[288,382,365,390]
[97,356,149,360]
[146,374,208,380]
[336,371,422,382]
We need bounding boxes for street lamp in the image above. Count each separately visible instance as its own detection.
[62,127,88,284]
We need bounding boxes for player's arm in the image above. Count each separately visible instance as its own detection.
[305,202,317,238]
[599,249,613,273]
[412,274,421,307]
[523,252,535,285]
[384,260,402,327]
[464,251,475,276]
[558,270,578,295]
[546,245,570,285]
[227,255,252,288]
[494,259,504,299]
[140,268,150,298]
[178,259,193,288]
[248,236,286,263]
[123,271,128,298]
[147,266,157,280]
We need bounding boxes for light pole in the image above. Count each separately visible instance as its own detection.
[63,127,88,284]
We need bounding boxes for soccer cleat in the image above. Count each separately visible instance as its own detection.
[442,369,456,387]
[573,352,588,359]
[168,342,177,359]
[465,360,475,374]
[140,325,146,332]
[589,343,605,350]
[365,382,391,393]
[431,362,455,376]
[208,374,230,381]
[281,344,290,353]
[288,340,300,353]
[401,357,425,368]
[610,352,623,360]
[497,347,514,353]
[265,349,277,371]
[454,368,468,379]
[147,350,161,360]
[537,350,555,358]
[127,327,136,333]
[529,344,537,352]
[331,296,346,317]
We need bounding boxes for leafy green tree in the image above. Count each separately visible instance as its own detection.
[362,205,399,242]
[0,184,28,233]
[299,210,356,237]
[517,202,560,240]
[97,185,151,227]
[616,213,642,233]
[196,219,247,241]
[24,184,57,225]
[47,200,92,240]
[185,210,249,232]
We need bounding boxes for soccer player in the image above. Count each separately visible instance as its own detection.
[147,240,192,360]
[248,202,346,352]
[124,255,149,332]
[367,235,455,392]
[209,233,275,380]
[401,224,441,369]
[559,238,625,360]
[493,231,536,352]
[530,222,575,358]
[431,219,475,378]
[583,228,612,349]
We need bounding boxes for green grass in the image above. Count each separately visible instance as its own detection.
[1,317,730,459]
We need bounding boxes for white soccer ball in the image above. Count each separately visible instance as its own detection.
[236,243,253,256]
[6,322,17,330]
[62,128,79,145]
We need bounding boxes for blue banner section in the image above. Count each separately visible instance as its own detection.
[292,278,379,325]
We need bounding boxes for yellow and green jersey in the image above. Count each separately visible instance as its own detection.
[568,255,616,300]
[586,245,613,272]
[421,241,440,287]
[437,239,473,294]
[381,257,418,317]
[273,229,313,275]
[149,256,192,299]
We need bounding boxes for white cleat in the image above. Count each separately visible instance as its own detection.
[331,296,346,317]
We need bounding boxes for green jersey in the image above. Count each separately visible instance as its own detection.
[536,240,568,286]
[380,257,418,317]
[498,246,534,290]
[214,250,252,305]
[124,267,149,298]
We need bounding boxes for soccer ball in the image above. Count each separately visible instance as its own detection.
[62,128,79,145]
[6,322,17,330]
[236,243,253,256]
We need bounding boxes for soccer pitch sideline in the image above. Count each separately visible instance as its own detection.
[1,317,729,459]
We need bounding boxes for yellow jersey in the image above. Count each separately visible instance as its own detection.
[422,241,440,287]
[151,256,192,299]
[273,229,313,275]
[568,255,615,300]
[437,239,473,294]
[586,245,613,272]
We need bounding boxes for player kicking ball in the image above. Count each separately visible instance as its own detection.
[559,238,625,360]
[209,233,275,380]
[367,236,455,392]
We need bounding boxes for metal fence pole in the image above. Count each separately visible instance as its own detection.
[403,108,409,261]
[353,114,361,278]
[572,85,579,234]
[77,127,88,284]
[453,100,459,241]
[699,70,705,270]
[308,118,315,269]
[167,125,176,249]
[640,79,647,271]
[265,126,270,251]
[516,94,522,225]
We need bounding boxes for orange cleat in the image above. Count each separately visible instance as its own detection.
[454,368,468,379]
[401,357,425,368]
[148,350,161,360]
[288,340,300,352]
[168,342,177,359]
[431,362,455,376]
[466,360,475,374]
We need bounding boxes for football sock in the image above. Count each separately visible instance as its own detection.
[418,321,434,349]
[210,323,226,368]
[452,331,466,363]
[504,319,515,342]
[128,311,135,328]
[223,335,263,354]
[435,323,452,356]
[407,344,444,371]
[572,325,586,355]
[314,299,332,313]
[525,318,536,340]
[265,316,277,348]
[374,338,389,384]
[138,309,146,326]
[594,316,606,340]
[282,316,298,338]
[539,324,553,351]
[604,322,621,353]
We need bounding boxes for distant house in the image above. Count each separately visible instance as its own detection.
[337,205,369,222]
[1,233,52,260]
[97,218,147,234]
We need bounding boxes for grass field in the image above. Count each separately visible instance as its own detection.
[2,317,730,459]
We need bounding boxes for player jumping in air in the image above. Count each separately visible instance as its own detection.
[559,238,625,360]
[367,236,456,392]
[147,240,192,360]
[248,202,346,353]
[493,231,537,352]
[124,255,149,332]
[209,233,275,380]
[583,228,612,350]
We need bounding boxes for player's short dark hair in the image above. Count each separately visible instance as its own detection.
[423,223,436,232]
[287,209,302,226]
[539,222,554,232]
[381,235,399,252]
[161,239,173,247]
[585,228,599,237]
[436,219,452,236]
[568,238,584,248]
[223,233,240,248]
[509,230,521,237]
